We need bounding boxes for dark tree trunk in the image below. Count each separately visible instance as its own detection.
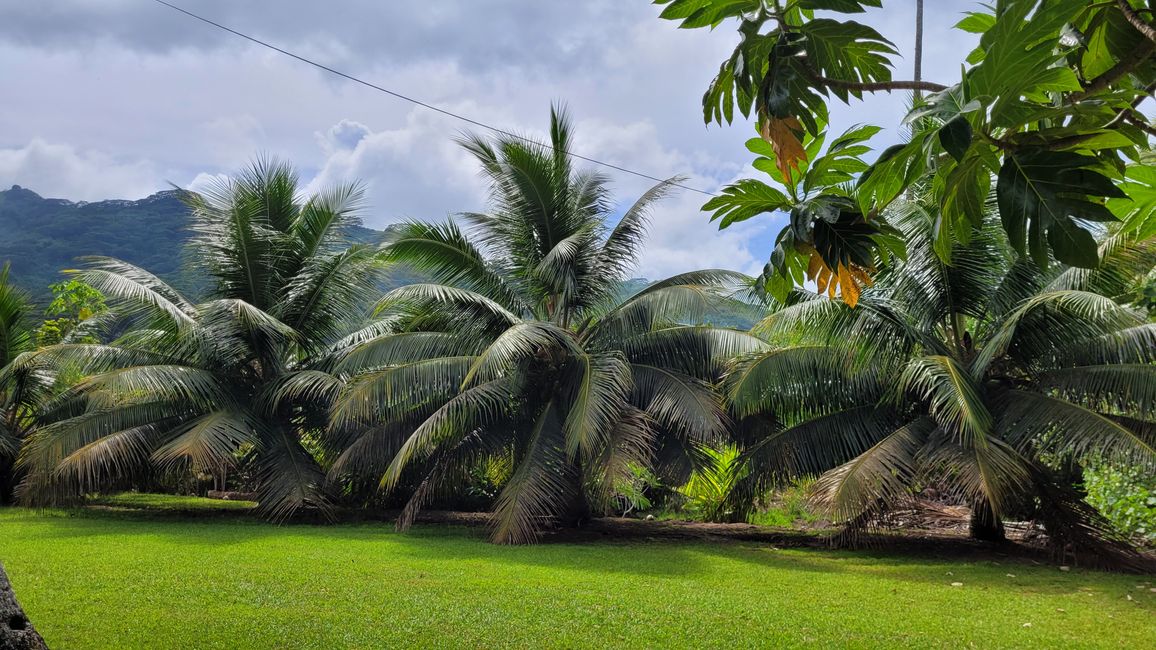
[969,499,1006,542]
[0,563,48,650]
[0,457,16,506]
[559,464,591,529]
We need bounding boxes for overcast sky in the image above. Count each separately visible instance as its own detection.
[0,0,981,279]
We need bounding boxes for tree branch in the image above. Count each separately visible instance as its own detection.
[1119,0,1156,44]
[800,62,947,95]
[1125,111,1156,138]
[1073,40,1156,99]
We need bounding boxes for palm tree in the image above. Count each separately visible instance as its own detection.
[329,106,763,544]
[0,264,44,504]
[725,205,1156,565]
[17,159,382,519]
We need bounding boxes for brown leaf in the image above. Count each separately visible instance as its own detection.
[760,115,807,180]
[838,264,860,308]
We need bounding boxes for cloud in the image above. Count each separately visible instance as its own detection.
[0,0,983,278]
[0,139,163,201]
[635,177,778,280]
[304,108,489,225]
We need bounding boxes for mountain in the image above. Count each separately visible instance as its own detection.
[0,186,191,301]
[0,185,390,303]
[0,186,758,328]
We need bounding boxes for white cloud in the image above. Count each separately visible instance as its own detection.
[0,139,162,201]
[304,108,489,224]
[635,179,778,280]
[0,0,983,278]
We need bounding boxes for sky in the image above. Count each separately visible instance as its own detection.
[0,0,981,279]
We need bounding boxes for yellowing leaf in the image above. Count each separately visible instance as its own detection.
[803,249,874,308]
[838,264,860,308]
[760,115,807,180]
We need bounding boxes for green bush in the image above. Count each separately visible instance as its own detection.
[610,463,661,516]
[748,479,820,528]
[678,445,748,523]
[1083,463,1156,545]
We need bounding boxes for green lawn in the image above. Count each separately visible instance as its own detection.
[1,501,1153,649]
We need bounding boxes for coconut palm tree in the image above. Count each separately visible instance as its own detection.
[0,264,44,504]
[17,159,382,519]
[329,106,763,544]
[725,204,1156,565]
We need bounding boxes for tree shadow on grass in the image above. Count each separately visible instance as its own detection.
[3,506,1154,593]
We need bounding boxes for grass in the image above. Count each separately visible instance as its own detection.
[1,497,1153,649]
[90,492,257,511]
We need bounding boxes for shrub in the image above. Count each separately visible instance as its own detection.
[678,445,748,523]
[1083,463,1156,546]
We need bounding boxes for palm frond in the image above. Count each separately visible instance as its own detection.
[72,263,196,329]
[329,356,477,430]
[252,422,330,522]
[151,410,260,470]
[461,322,578,388]
[898,355,992,445]
[383,220,527,313]
[975,290,1145,374]
[994,388,1156,466]
[376,284,520,326]
[622,326,766,378]
[814,418,933,521]
[381,379,516,490]
[491,398,571,544]
[597,179,682,280]
[561,353,631,462]
[631,364,726,443]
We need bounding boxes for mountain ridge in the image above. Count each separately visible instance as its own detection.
[0,185,756,328]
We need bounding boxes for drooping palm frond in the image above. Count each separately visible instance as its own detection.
[332,106,746,543]
[560,353,632,462]
[813,417,934,521]
[491,398,572,545]
[730,200,1156,558]
[897,355,991,445]
[0,265,39,502]
[380,378,518,491]
[382,220,528,314]
[20,159,383,520]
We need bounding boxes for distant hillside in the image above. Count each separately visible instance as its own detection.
[0,185,389,303]
[0,186,190,301]
[0,185,759,329]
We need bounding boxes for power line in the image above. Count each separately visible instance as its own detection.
[149,0,718,197]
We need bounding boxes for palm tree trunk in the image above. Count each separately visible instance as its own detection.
[913,0,924,99]
[0,456,16,506]
[560,462,591,528]
[0,563,48,649]
[968,498,1006,542]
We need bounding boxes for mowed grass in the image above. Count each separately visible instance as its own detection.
[1,501,1154,649]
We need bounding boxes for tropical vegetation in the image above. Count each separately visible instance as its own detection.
[724,201,1156,564]
[0,264,41,504]
[328,107,763,543]
[660,0,1156,303]
[16,160,383,519]
[0,5,1154,567]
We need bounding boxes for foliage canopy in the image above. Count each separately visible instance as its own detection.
[658,0,1156,303]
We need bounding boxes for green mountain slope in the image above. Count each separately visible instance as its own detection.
[0,186,758,328]
[0,185,390,303]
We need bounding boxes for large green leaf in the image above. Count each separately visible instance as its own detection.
[996,149,1125,268]
[798,19,897,103]
[702,179,791,229]
[965,0,1086,127]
